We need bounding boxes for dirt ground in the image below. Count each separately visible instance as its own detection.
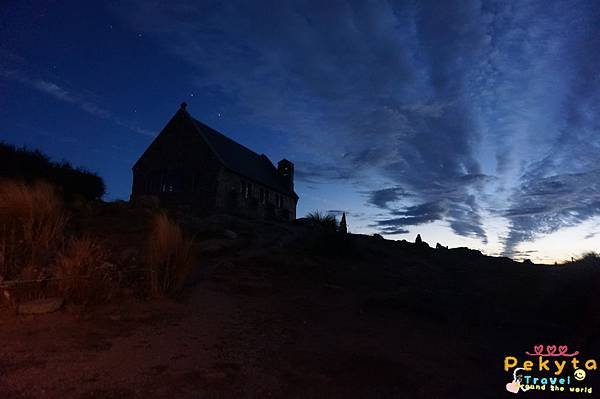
[2,230,599,398]
[0,267,484,397]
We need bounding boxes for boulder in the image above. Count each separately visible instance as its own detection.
[1,280,20,305]
[222,229,238,240]
[236,278,274,296]
[118,247,139,263]
[2,289,12,303]
[202,370,229,384]
[18,297,64,315]
[198,239,238,255]
[415,234,423,244]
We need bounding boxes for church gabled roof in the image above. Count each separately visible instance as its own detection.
[133,103,297,198]
[188,114,297,198]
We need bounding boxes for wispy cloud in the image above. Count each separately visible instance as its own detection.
[502,169,600,255]
[0,68,153,137]
[113,0,600,254]
[585,232,599,240]
[366,187,412,209]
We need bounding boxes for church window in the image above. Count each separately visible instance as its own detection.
[241,180,251,199]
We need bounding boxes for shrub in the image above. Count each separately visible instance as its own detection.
[305,211,338,233]
[55,236,116,305]
[575,252,600,266]
[0,180,68,279]
[299,211,363,258]
[145,213,194,297]
[0,142,105,200]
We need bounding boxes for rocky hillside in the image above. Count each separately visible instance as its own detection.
[2,203,600,398]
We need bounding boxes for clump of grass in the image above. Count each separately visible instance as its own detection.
[301,211,360,258]
[305,211,338,233]
[0,180,68,280]
[55,236,116,305]
[145,213,194,297]
[575,251,600,266]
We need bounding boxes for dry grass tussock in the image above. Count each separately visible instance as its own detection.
[55,236,117,305]
[0,180,68,280]
[145,212,195,297]
[573,251,600,267]
[305,210,338,232]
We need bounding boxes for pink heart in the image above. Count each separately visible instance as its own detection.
[534,344,544,354]
[559,345,568,354]
[547,345,557,355]
[506,381,520,394]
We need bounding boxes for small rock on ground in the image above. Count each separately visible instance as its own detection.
[18,297,64,315]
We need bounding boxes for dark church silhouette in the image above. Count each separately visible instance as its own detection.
[131,103,298,220]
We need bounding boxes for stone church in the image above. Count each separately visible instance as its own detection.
[131,103,298,220]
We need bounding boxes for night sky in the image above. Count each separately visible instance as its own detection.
[2,1,600,262]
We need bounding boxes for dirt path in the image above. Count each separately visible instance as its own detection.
[1,282,238,398]
[0,258,507,398]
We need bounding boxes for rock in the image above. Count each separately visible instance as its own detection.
[202,370,229,383]
[236,279,273,296]
[2,289,12,303]
[415,234,423,244]
[416,240,430,249]
[18,297,64,315]
[198,239,238,255]
[1,280,18,305]
[201,362,240,385]
[222,229,238,239]
[118,247,139,263]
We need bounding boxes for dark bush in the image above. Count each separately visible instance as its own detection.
[298,211,361,259]
[573,252,600,267]
[0,142,105,200]
[305,210,338,233]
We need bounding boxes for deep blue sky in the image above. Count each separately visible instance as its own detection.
[2,1,600,262]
